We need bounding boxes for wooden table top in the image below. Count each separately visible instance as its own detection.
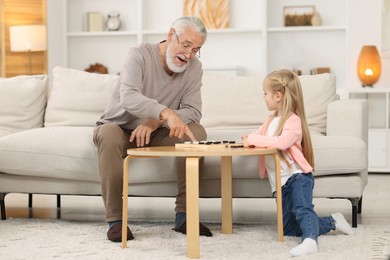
[126,145,277,157]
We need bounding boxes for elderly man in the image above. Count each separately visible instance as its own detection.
[93,16,211,242]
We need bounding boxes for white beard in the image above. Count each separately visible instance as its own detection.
[166,43,190,73]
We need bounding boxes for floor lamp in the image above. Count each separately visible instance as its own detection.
[9,25,47,75]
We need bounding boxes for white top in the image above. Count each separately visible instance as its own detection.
[264,117,303,193]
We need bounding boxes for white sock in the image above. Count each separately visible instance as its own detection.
[289,238,318,257]
[331,212,355,235]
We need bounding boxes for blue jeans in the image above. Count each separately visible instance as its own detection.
[281,172,336,241]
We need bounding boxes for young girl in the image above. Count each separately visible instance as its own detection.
[241,69,354,257]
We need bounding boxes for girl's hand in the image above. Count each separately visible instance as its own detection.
[242,135,249,148]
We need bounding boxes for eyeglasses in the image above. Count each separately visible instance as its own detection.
[173,29,201,58]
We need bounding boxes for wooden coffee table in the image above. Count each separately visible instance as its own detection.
[121,145,283,258]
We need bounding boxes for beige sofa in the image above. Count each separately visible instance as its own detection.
[0,67,368,227]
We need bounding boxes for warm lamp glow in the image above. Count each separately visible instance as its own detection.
[364,68,373,76]
[9,25,47,75]
[357,45,381,87]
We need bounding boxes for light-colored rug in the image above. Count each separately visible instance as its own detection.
[1,218,389,260]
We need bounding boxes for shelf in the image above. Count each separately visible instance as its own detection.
[367,168,390,173]
[207,28,262,34]
[348,88,390,129]
[142,28,263,36]
[348,88,390,94]
[67,31,138,37]
[268,26,346,33]
[349,87,390,172]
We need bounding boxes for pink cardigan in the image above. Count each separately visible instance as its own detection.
[247,113,313,179]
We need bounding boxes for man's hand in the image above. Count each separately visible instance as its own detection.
[160,108,196,142]
[130,119,162,147]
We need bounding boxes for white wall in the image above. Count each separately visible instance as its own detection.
[46,0,64,83]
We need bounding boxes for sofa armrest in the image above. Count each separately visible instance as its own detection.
[326,99,368,144]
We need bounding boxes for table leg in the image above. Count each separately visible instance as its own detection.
[221,156,233,234]
[122,156,132,248]
[272,153,284,242]
[186,157,200,258]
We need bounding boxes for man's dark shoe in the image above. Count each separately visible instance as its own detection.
[107,222,134,242]
[173,222,213,237]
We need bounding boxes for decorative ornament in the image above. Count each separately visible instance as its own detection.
[106,11,121,31]
[311,12,322,26]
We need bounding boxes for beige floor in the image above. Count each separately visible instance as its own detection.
[3,173,390,226]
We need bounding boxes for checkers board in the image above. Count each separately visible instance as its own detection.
[175,141,244,149]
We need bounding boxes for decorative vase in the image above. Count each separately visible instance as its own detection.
[311,12,322,26]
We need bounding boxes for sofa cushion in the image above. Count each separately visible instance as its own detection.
[201,72,337,135]
[0,75,48,137]
[201,72,269,130]
[44,66,119,127]
[311,135,367,176]
[299,73,338,134]
[0,127,177,183]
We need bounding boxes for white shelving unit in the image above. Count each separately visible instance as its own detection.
[266,0,348,90]
[348,88,390,172]
[47,0,349,87]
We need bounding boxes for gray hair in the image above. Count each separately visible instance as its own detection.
[171,16,207,40]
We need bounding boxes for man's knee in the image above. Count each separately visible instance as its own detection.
[94,123,124,147]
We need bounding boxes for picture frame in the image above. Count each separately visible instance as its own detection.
[284,5,315,27]
[183,0,230,29]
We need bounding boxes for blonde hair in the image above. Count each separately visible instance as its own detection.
[265,69,314,169]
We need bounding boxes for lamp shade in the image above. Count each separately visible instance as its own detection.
[357,45,381,87]
[9,25,47,52]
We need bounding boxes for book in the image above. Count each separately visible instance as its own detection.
[85,12,104,32]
